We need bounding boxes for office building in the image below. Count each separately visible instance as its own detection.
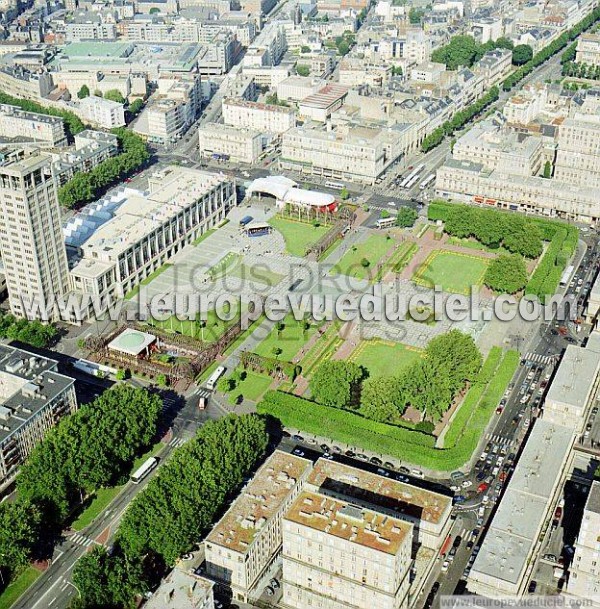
[298,84,349,122]
[565,481,600,605]
[222,98,296,134]
[198,123,263,164]
[0,345,77,494]
[0,103,66,147]
[204,450,312,603]
[78,95,126,129]
[66,166,236,316]
[277,76,327,102]
[0,150,70,320]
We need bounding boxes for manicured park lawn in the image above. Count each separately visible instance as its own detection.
[269,216,330,257]
[227,370,273,404]
[146,307,242,343]
[254,315,319,362]
[350,340,423,379]
[413,250,489,295]
[0,567,41,609]
[332,234,393,281]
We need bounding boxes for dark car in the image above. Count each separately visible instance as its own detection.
[370,456,382,465]
[320,444,329,452]
[399,466,410,474]
[345,450,356,457]
[476,471,486,482]
[453,535,462,548]
[431,582,440,595]
[528,581,537,594]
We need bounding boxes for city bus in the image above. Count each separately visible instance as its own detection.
[560,264,575,287]
[404,174,422,190]
[419,174,435,190]
[400,163,425,188]
[377,217,396,229]
[131,457,158,484]
[325,181,345,190]
[206,365,226,390]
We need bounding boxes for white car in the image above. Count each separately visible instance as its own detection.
[450,485,460,492]
[461,480,473,488]
[441,560,450,572]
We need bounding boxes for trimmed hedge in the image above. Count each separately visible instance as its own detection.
[258,348,519,471]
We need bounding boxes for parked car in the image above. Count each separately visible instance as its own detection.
[293,448,305,457]
[478,482,489,494]
[528,581,537,594]
[476,471,486,482]
[461,480,473,488]
[441,560,450,572]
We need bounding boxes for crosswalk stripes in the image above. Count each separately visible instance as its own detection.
[524,352,559,366]
[71,533,95,547]
[169,437,186,448]
[485,433,513,447]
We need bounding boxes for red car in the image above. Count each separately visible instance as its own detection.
[555,506,563,520]
[477,482,489,494]
[496,406,503,414]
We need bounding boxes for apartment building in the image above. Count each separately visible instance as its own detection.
[222,98,296,134]
[145,568,215,609]
[0,66,54,100]
[276,75,327,102]
[554,114,600,190]
[0,345,77,494]
[0,150,70,320]
[468,420,576,597]
[565,481,600,605]
[78,95,126,129]
[52,130,119,186]
[197,123,263,164]
[503,83,548,125]
[543,345,600,432]
[204,451,312,603]
[474,48,512,88]
[283,492,413,609]
[576,33,600,66]
[435,158,600,223]
[67,166,236,314]
[65,20,117,42]
[0,103,66,147]
[452,121,543,177]
[281,123,415,185]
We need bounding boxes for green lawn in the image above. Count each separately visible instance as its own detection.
[269,216,330,257]
[146,308,242,343]
[227,370,273,404]
[447,236,509,254]
[254,315,319,362]
[350,340,423,379]
[331,234,393,281]
[72,441,164,531]
[413,250,489,295]
[0,567,41,609]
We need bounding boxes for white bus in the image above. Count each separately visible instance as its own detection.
[419,174,435,190]
[325,181,345,190]
[405,174,421,190]
[400,163,425,188]
[206,365,226,390]
[377,217,396,229]
[131,457,158,484]
[559,265,575,287]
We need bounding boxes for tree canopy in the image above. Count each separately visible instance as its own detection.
[77,85,90,99]
[512,44,533,65]
[484,253,528,294]
[310,361,365,409]
[395,206,418,228]
[103,89,126,104]
[0,313,57,347]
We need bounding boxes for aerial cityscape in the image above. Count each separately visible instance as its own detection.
[0,0,599,607]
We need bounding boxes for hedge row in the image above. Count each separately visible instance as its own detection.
[502,6,600,91]
[443,347,502,448]
[258,349,519,472]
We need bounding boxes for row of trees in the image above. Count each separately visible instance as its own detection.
[77,87,126,104]
[503,6,600,91]
[0,91,84,139]
[309,331,482,424]
[72,415,269,608]
[0,312,57,348]
[562,61,600,80]
[421,86,499,152]
[0,386,161,586]
[443,203,544,258]
[58,128,150,208]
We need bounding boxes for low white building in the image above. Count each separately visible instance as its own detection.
[144,568,214,609]
[198,123,263,163]
[222,98,296,134]
[276,76,327,103]
[78,95,126,129]
[0,103,66,146]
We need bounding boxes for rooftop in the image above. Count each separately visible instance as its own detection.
[0,345,75,444]
[223,97,296,115]
[206,450,311,555]
[545,345,600,411]
[144,568,213,609]
[285,491,411,556]
[306,459,452,525]
[299,84,349,109]
[586,481,600,515]
[469,420,574,588]
[108,328,157,356]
